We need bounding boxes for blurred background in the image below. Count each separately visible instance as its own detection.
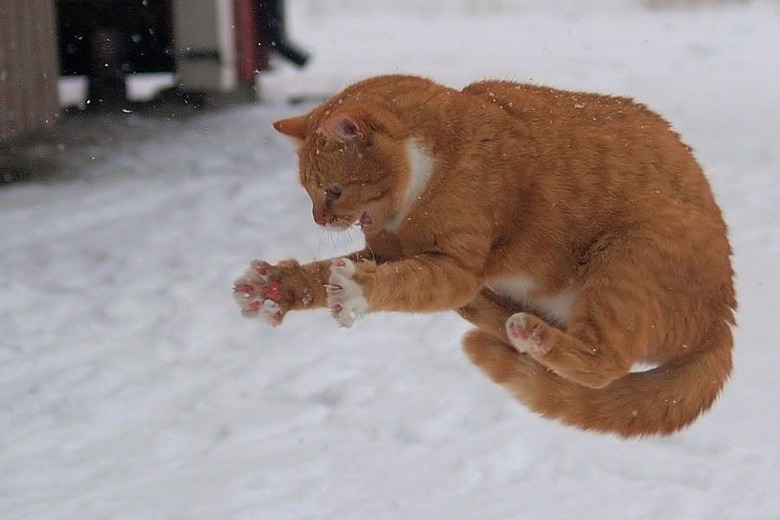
[1,1,779,519]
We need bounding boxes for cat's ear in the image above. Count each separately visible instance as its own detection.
[318,115,365,142]
[273,115,308,141]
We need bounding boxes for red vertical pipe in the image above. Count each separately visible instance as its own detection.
[234,0,268,84]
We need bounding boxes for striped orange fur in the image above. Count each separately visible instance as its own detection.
[236,75,736,437]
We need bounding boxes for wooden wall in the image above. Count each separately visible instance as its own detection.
[0,0,59,142]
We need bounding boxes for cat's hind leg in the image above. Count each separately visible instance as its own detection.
[462,328,580,418]
[505,312,634,389]
[505,238,663,389]
[458,291,627,391]
[456,289,528,341]
[462,328,528,386]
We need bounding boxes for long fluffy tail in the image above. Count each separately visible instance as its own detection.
[463,324,733,437]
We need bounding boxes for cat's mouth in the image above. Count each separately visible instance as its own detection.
[358,212,375,229]
[324,212,375,231]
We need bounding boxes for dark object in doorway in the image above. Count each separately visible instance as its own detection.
[257,0,310,68]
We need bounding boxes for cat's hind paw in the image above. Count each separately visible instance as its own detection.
[233,260,285,327]
[327,258,368,328]
[506,312,550,356]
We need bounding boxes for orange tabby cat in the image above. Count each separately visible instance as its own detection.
[234,75,736,437]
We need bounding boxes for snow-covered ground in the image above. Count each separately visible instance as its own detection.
[2,2,779,518]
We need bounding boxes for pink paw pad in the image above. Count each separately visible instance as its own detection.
[244,300,261,313]
[506,313,549,356]
[233,260,285,327]
[508,323,530,341]
[262,280,283,302]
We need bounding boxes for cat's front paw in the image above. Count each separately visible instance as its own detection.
[233,259,314,327]
[233,260,286,326]
[327,258,368,328]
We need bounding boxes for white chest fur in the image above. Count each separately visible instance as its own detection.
[386,138,435,232]
[490,276,576,327]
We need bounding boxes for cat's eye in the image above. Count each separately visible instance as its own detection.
[326,185,343,200]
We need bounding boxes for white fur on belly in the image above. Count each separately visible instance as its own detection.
[534,289,576,326]
[490,276,576,326]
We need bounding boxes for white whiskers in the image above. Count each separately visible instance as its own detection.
[314,221,365,260]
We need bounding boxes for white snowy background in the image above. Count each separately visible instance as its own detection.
[2,1,779,518]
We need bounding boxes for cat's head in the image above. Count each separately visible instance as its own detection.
[273,105,411,232]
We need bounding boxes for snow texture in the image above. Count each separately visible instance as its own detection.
[2,1,780,518]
